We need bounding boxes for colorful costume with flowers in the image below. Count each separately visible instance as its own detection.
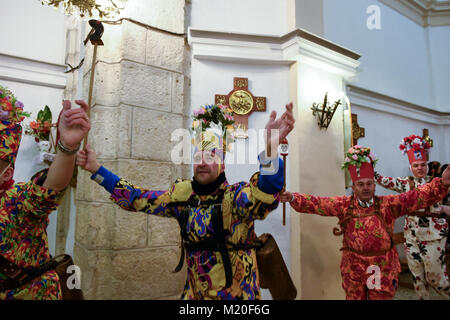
[289,146,449,299]
[0,85,64,300]
[90,104,284,299]
[375,135,450,299]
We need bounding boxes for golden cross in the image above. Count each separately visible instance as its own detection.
[215,77,267,139]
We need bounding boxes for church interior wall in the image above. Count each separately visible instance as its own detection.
[323,0,439,110]
[190,0,289,36]
[1,0,66,65]
[428,26,450,112]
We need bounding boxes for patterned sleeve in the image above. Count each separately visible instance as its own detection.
[257,152,284,194]
[232,172,280,221]
[14,169,66,219]
[289,193,347,219]
[374,171,408,193]
[92,166,175,218]
[385,177,449,218]
[109,179,174,218]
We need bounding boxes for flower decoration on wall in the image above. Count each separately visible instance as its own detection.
[399,134,431,155]
[24,106,57,166]
[0,85,31,123]
[191,104,235,152]
[40,0,128,19]
[24,106,54,143]
[342,145,378,170]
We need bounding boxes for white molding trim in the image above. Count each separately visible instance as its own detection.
[379,0,450,26]
[0,53,67,89]
[347,85,450,125]
[188,28,361,80]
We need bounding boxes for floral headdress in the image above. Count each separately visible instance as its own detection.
[0,85,31,166]
[342,145,377,170]
[399,134,430,164]
[399,134,430,154]
[191,104,235,155]
[0,85,31,123]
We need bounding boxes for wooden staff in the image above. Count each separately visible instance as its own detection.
[83,45,97,148]
[83,20,104,149]
[280,138,289,226]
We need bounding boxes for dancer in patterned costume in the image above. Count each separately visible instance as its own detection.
[76,103,295,299]
[375,134,450,299]
[0,86,91,300]
[280,145,450,300]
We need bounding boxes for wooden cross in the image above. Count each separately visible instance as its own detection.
[351,113,365,146]
[215,77,266,139]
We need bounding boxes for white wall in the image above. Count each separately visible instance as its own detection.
[0,0,66,64]
[428,26,450,112]
[190,0,289,36]
[323,0,437,109]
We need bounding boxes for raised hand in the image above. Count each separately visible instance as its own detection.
[265,102,295,156]
[76,144,101,174]
[58,100,90,150]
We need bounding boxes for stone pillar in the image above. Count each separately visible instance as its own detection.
[74,0,191,299]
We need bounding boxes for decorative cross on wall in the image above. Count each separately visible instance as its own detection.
[351,113,365,146]
[215,77,267,139]
[422,128,433,148]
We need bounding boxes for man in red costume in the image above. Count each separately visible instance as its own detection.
[280,145,450,300]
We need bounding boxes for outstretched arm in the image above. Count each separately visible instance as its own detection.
[389,167,450,218]
[374,171,408,193]
[77,144,174,217]
[280,190,347,218]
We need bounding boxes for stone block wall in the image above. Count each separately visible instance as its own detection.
[74,0,191,299]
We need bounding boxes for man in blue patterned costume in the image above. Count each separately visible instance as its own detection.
[76,102,294,299]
